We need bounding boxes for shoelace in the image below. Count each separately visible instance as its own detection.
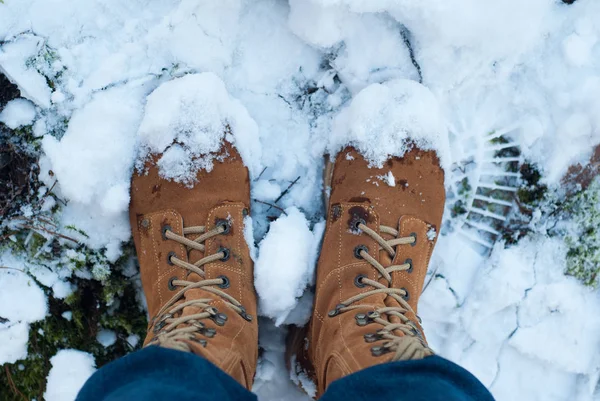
[327,222,433,361]
[147,221,252,352]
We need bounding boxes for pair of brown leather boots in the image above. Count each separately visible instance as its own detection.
[129,139,445,397]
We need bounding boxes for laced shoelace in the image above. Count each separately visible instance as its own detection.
[327,221,433,361]
[147,220,252,352]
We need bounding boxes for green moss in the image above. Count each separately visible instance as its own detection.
[517,163,548,207]
[0,266,147,400]
[457,177,472,197]
[563,178,600,287]
[451,200,467,217]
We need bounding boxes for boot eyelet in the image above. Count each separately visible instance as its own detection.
[354,274,368,288]
[364,333,382,343]
[202,328,217,338]
[153,320,166,333]
[410,232,417,247]
[354,245,368,259]
[351,218,366,231]
[242,208,249,217]
[167,276,178,291]
[167,251,176,265]
[355,313,369,326]
[238,306,253,322]
[371,345,390,357]
[218,247,230,262]
[216,219,231,235]
[161,225,172,240]
[401,288,410,301]
[218,275,230,289]
[211,312,228,326]
[405,258,413,273]
[328,304,345,317]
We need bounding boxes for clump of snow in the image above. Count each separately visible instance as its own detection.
[328,79,450,171]
[378,171,395,187]
[255,208,324,326]
[136,73,261,184]
[44,350,96,401]
[0,266,48,364]
[289,355,317,398]
[52,279,74,300]
[0,36,52,108]
[96,329,117,348]
[126,334,140,348]
[426,227,437,241]
[0,98,36,128]
[253,180,282,202]
[41,81,151,258]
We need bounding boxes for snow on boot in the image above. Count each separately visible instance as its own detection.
[288,146,445,397]
[129,141,258,389]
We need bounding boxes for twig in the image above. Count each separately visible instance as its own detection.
[253,199,288,215]
[22,224,79,244]
[256,167,267,180]
[0,266,25,272]
[5,365,27,401]
[272,176,301,205]
[36,180,57,208]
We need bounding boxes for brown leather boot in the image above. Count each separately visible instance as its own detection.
[289,145,445,397]
[129,141,258,389]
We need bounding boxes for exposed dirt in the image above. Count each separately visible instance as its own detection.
[563,144,600,195]
[0,73,20,110]
[1,73,39,220]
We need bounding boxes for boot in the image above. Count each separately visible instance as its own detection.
[289,146,445,397]
[129,141,258,389]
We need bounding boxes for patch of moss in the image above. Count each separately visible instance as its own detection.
[457,177,472,197]
[0,265,147,400]
[563,178,600,287]
[451,200,467,217]
[517,163,548,207]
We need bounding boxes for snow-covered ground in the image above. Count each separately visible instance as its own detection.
[1,0,600,400]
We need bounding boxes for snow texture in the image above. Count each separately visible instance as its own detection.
[329,79,450,171]
[44,350,97,401]
[0,98,36,128]
[255,207,324,326]
[1,0,600,399]
[137,73,262,184]
[0,259,48,365]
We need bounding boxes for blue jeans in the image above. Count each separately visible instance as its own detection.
[77,346,494,401]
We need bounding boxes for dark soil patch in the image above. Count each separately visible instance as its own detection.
[0,73,20,110]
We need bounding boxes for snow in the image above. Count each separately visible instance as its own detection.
[137,73,262,184]
[255,207,324,326]
[126,334,140,349]
[329,79,450,171]
[421,236,600,401]
[253,321,310,401]
[96,329,117,348]
[0,264,48,364]
[1,0,600,400]
[253,180,283,203]
[0,98,36,128]
[44,350,97,401]
[0,36,52,108]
